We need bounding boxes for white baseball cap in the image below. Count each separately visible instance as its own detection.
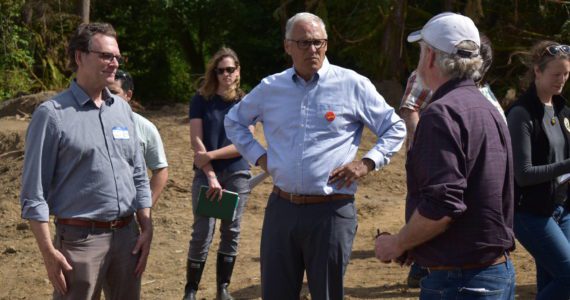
[407,12,480,57]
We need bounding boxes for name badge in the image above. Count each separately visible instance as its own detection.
[112,126,130,140]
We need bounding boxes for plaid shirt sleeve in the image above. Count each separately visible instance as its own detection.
[399,71,433,112]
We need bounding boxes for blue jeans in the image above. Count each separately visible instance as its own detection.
[187,169,251,261]
[419,259,515,300]
[514,206,570,300]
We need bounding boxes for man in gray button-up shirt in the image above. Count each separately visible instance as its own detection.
[20,23,152,299]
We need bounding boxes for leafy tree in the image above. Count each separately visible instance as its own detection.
[3,0,570,106]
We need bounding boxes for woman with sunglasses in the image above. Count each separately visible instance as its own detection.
[184,47,251,300]
[506,41,570,299]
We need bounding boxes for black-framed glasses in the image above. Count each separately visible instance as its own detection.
[543,45,570,57]
[287,39,328,50]
[216,67,237,75]
[88,50,125,64]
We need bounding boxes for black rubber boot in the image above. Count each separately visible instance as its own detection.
[216,253,237,300]
[183,259,205,300]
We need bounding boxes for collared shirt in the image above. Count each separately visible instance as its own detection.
[224,58,405,195]
[133,112,168,170]
[406,78,515,267]
[20,81,151,222]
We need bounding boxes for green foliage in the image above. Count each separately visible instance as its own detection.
[0,0,77,101]
[3,0,570,105]
[0,0,34,99]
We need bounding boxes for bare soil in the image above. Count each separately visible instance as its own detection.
[0,105,537,299]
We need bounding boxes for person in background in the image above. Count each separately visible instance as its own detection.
[506,40,570,300]
[375,12,516,299]
[224,12,405,300]
[184,47,252,300]
[20,23,152,299]
[108,69,169,207]
[400,33,504,150]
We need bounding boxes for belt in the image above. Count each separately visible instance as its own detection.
[427,254,508,272]
[272,186,353,205]
[55,215,133,230]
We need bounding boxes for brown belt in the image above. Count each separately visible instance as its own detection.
[427,254,508,272]
[55,215,133,230]
[272,186,353,205]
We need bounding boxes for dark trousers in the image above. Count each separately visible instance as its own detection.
[260,193,357,300]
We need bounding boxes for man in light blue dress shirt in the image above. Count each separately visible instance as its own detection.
[225,12,406,300]
[20,23,152,300]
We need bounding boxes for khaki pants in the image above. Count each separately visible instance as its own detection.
[53,219,141,300]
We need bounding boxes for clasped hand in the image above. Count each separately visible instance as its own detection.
[374,231,411,266]
[193,151,211,168]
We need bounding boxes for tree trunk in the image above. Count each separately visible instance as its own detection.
[380,0,407,80]
[77,0,89,23]
[167,12,204,76]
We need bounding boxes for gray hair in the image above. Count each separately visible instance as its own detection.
[285,12,327,39]
[427,41,483,80]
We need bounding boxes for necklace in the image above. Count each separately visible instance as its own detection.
[545,106,557,126]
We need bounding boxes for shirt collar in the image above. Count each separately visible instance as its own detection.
[70,80,115,107]
[290,56,331,84]
[430,78,477,103]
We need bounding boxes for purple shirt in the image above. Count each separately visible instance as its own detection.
[406,79,515,267]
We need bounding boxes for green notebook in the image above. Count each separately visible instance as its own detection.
[196,186,240,221]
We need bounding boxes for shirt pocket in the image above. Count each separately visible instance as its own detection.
[111,126,136,166]
[310,103,346,136]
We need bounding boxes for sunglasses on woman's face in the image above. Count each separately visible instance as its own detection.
[543,45,570,56]
[216,67,237,75]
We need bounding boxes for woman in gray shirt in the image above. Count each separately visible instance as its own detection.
[506,40,570,300]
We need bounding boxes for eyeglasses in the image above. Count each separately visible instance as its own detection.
[287,39,328,50]
[88,50,125,64]
[543,45,570,57]
[216,67,237,75]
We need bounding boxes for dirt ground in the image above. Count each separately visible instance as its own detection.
[0,105,538,299]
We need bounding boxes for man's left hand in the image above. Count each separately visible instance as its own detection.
[329,159,374,189]
[375,233,406,263]
[132,210,153,277]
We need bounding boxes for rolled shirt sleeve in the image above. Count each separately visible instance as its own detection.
[410,111,467,220]
[20,104,60,221]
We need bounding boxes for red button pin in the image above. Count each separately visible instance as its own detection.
[325,111,336,122]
